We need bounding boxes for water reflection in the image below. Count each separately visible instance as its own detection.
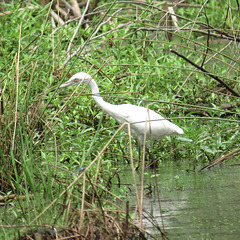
[119,162,240,239]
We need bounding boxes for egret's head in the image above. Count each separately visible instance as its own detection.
[58,72,93,89]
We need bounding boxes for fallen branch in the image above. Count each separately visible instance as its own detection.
[201,148,240,170]
[0,194,34,202]
[71,0,81,17]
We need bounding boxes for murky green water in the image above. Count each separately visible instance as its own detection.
[119,161,240,239]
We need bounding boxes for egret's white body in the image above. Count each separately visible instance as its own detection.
[58,72,184,146]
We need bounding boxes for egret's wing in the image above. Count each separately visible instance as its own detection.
[105,103,183,140]
[120,104,184,138]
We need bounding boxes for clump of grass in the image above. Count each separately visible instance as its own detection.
[16,207,156,240]
[0,50,46,192]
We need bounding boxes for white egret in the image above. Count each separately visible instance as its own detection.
[56,72,184,166]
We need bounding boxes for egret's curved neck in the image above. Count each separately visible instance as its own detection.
[87,79,113,111]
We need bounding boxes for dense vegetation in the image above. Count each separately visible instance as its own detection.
[0,0,239,239]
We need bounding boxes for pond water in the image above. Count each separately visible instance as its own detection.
[119,161,240,239]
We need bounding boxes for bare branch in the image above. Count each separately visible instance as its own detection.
[61,0,81,18]
[71,0,81,17]
[66,0,90,57]
[51,11,65,26]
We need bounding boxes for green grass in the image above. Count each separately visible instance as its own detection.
[0,0,239,239]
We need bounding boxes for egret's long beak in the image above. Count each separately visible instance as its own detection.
[51,75,92,92]
[51,77,78,92]
[58,77,79,89]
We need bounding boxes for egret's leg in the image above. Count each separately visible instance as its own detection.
[146,145,158,168]
[136,142,158,169]
[135,143,142,170]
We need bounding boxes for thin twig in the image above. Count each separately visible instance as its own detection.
[63,7,122,67]
[187,0,208,45]
[0,87,3,115]
[177,41,232,94]
[64,0,91,66]
[12,23,22,151]
[170,49,240,97]
[91,20,129,41]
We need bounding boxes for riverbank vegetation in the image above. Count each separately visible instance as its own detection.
[0,0,239,239]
